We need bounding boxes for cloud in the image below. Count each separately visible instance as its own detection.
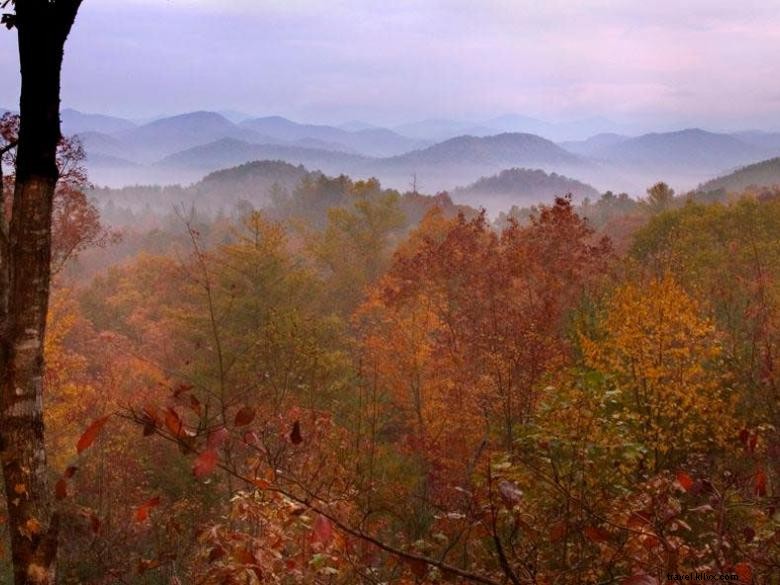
[0,0,778,128]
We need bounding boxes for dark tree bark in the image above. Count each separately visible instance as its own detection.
[0,1,82,583]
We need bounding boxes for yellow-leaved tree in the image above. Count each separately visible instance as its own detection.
[581,274,732,472]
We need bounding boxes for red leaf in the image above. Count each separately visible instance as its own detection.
[289,420,303,445]
[64,466,78,479]
[193,449,218,479]
[584,525,610,543]
[406,558,427,578]
[90,514,101,534]
[142,417,156,437]
[76,415,111,454]
[734,562,752,583]
[548,520,567,542]
[234,406,256,427]
[232,548,255,564]
[55,479,68,500]
[207,427,228,449]
[189,395,202,416]
[134,496,161,523]
[641,535,660,550]
[755,468,767,497]
[676,471,694,492]
[311,514,334,546]
[207,546,225,563]
[173,383,193,398]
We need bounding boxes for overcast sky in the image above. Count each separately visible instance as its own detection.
[1,0,779,129]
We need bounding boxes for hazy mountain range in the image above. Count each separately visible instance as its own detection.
[8,107,780,199]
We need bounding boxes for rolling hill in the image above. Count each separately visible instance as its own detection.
[384,133,582,167]
[90,159,314,217]
[695,157,780,195]
[117,111,270,161]
[590,129,765,169]
[451,167,599,211]
[194,160,312,204]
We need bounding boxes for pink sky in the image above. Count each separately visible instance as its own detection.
[1,0,779,129]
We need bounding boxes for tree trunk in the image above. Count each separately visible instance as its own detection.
[0,2,82,583]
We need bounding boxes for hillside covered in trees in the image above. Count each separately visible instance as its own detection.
[9,150,780,583]
[695,156,780,197]
[451,167,599,211]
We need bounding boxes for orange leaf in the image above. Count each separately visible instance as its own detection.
[234,405,256,427]
[21,518,42,538]
[252,478,271,490]
[142,404,163,425]
[134,496,161,523]
[193,449,218,479]
[164,407,183,437]
[676,471,694,492]
[232,547,255,564]
[77,415,111,454]
[137,558,162,574]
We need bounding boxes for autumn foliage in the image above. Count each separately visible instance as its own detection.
[4,171,778,585]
